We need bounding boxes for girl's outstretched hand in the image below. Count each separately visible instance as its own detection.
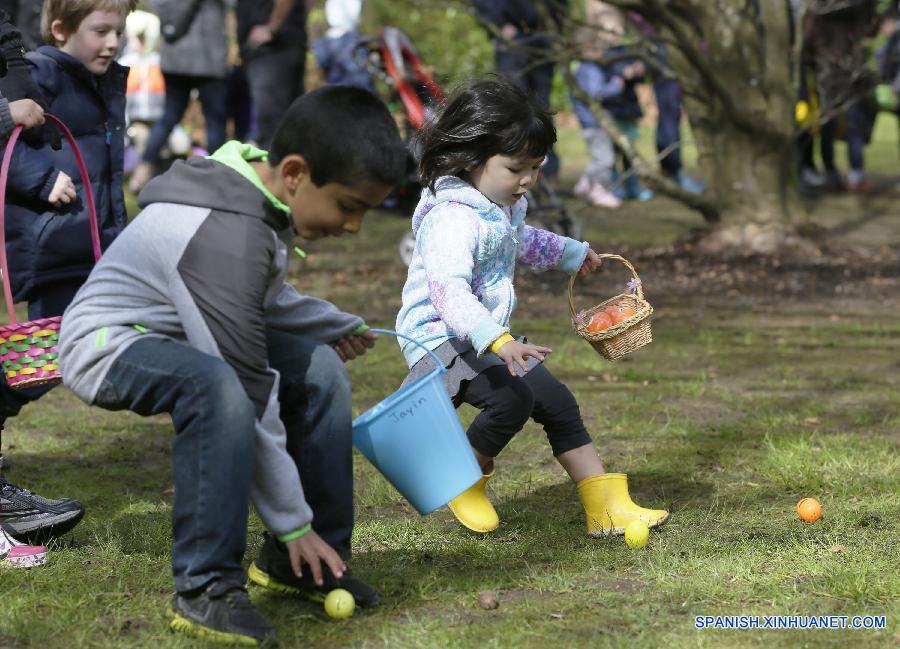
[496,340,552,376]
[333,330,377,362]
[284,529,346,586]
[578,249,602,277]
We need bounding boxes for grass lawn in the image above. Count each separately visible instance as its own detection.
[2,120,899,648]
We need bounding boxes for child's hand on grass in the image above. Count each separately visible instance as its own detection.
[496,340,552,376]
[284,529,346,587]
[9,99,45,129]
[578,249,602,277]
[47,171,76,207]
[332,330,377,361]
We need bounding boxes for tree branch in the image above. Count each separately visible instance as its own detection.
[562,65,720,223]
[606,0,778,141]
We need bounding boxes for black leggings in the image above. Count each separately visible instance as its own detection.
[456,364,592,458]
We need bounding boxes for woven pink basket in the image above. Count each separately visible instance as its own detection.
[0,114,102,389]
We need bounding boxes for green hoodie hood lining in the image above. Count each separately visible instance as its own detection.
[207,141,291,215]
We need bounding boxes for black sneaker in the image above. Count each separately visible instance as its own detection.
[170,582,277,647]
[248,533,380,607]
[0,478,84,543]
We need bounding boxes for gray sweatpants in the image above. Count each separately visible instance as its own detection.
[582,127,615,187]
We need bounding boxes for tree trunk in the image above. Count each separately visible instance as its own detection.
[623,0,820,256]
[686,99,817,256]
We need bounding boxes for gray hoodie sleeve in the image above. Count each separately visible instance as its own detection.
[0,97,14,138]
[177,211,313,536]
[250,379,313,536]
[265,283,364,341]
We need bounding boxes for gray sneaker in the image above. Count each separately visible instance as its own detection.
[170,582,277,647]
[0,478,84,543]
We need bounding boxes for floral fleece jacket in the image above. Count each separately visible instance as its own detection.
[396,175,589,368]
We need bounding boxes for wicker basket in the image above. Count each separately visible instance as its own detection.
[568,254,653,361]
[0,115,101,389]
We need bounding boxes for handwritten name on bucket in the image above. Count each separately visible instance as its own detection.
[389,396,428,424]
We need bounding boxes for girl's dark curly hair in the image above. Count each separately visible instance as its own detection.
[415,77,556,192]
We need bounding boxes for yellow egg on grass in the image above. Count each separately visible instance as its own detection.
[624,520,650,549]
[324,588,355,619]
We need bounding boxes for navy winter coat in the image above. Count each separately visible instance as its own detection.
[2,46,127,302]
[471,0,568,33]
[598,47,644,121]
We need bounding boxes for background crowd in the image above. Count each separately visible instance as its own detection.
[5,0,896,203]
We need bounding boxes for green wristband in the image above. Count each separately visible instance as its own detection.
[277,523,312,543]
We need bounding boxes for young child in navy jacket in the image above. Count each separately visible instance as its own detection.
[0,0,135,544]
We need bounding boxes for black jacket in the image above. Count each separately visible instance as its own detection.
[600,47,644,121]
[471,0,568,34]
[1,47,127,301]
[235,0,307,53]
[0,1,41,51]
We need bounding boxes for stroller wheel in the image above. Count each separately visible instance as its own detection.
[398,231,416,266]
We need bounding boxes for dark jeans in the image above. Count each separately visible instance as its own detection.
[0,279,83,426]
[820,100,868,173]
[142,73,228,164]
[93,331,354,593]
[245,46,306,148]
[495,36,559,180]
[797,130,816,170]
[456,364,591,458]
[226,66,253,142]
[654,78,682,176]
[820,119,837,171]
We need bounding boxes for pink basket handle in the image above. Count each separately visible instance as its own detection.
[0,113,102,324]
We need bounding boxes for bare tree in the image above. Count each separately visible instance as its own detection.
[562,0,822,255]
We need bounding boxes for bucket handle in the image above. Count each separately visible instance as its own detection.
[368,328,445,370]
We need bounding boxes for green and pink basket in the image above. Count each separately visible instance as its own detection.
[0,114,101,389]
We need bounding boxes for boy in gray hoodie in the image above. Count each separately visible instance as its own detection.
[58,85,407,646]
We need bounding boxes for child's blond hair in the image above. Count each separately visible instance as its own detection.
[585,0,625,37]
[41,0,136,45]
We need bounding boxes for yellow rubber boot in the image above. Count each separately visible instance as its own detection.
[576,473,669,536]
[447,469,499,533]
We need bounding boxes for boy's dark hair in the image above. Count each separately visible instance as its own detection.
[416,77,557,191]
[269,85,407,188]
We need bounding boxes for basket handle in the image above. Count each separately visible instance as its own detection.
[567,253,644,322]
[0,114,102,325]
[368,328,446,370]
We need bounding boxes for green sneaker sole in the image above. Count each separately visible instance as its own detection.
[168,610,263,646]
[248,562,326,603]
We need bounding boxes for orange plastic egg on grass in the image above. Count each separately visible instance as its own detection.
[796,497,822,522]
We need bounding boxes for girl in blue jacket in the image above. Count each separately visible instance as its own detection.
[396,78,669,537]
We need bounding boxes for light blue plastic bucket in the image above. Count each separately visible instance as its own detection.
[352,329,481,515]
